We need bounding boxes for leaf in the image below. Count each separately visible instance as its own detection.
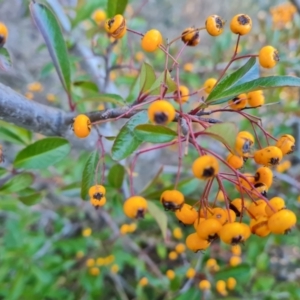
[207,57,257,101]
[107,164,125,189]
[149,71,177,95]
[107,0,128,18]
[0,47,12,71]
[203,123,238,153]
[73,81,99,92]
[140,166,164,195]
[139,63,156,94]
[0,122,32,145]
[134,124,177,143]
[81,150,100,200]
[30,1,71,93]
[0,173,34,193]
[209,76,300,103]
[147,201,168,239]
[77,93,125,106]
[14,137,70,170]
[111,111,148,161]
[18,192,43,206]
[214,264,251,283]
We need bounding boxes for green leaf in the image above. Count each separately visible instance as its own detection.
[14,137,70,170]
[214,264,251,283]
[72,0,106,28]
[140,63,156,94]
[107,0,128,17]
[30,1,71,93]
[203,122,238,153]
[147,201,168,239]
[111,111,148,161]
[73,81,99,92]
[207,57,257,101]
[0,122,32,145]
[149,71,177,95]
[18,192,43,206]
[81,150,100,200]
[107,164,125,189]
[209,76,300,103]
[134,124,177,143]
[0,47,12,71]
[0,173,34,193]
[77,93,125,106]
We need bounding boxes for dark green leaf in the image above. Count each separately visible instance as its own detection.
[0,173,34,193]
[140,62,156,94]
[149,71,177,95]
[134,124,177,143]
[81,150,100,200]
[107,164,125,189]
[207,57,257,101]
[30,1,71,93]
[147,201,167,239]
[107,0,128,17]
[18,192,43,206]
[73,81,99,92]
[77,93,125,106]
[203,122,238,153]
[14,137,70,170]
[209,76,300,103]
[0,47,12,71]
[0,167,7,177]
[214,264,251,283]
[111,111,148,160]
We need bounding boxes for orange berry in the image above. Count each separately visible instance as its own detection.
[265,197,286,217]
[230,14,252,35]
[247,90,265,107]
[139,277,148,287]
[141,29,163,52]
[196,218,222,242]
[216,280,228,296]
[268,209,297,234]
[173,85,189,103]
[254,167,273,189]
[228,93,247,110]
[229,256,242,267]
[226,153,244,169]
[186,268,196,279]
[168,251,178,260]
[199,279,211,290]
[92,9,106,25]
[181,27,200,46]
[73,114,92,138]
[0,22,8,47]
[175,203,198,225]
[173,227,183,239]
[192,155,219,180]
[227,277,237,290]
[166,269,175,280]
[231,245,242,256]
[254,146,283,166]
[148,100,176,125]
[185,232,210,252]
[206,15,225,36]
[123,196,148,219]
[276,134,295,155]
[259,45,279,68]
[235,131,254,157]
[203,78,217,94]
[175,243,186,254]
[250,215,270,237]
[105,14,126,39]
[160,189,184,211]
[219,222,251,245]
[247,199,267,218]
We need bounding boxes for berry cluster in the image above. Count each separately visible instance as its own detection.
[72,11,297,255]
